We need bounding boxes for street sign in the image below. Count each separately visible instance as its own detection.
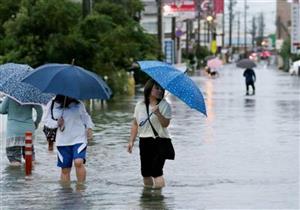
[164,0,196,20]
[164,39,175,64]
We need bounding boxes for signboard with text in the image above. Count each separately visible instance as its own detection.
[291,3,300,54]
[164,39,175,64]
[164,0,196,19]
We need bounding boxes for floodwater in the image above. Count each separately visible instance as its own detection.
[0,64,299,209]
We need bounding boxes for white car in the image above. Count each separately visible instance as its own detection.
[289,60,300,76]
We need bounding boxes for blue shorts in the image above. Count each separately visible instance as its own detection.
[57,143,87,168]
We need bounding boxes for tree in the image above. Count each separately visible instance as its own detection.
[250,16,257,48]
[0,0,159,94]
[0,0,81,66]
[256,12,265,46]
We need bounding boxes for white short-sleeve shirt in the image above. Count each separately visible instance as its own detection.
[134,99,172,138]
[44,101,94,146]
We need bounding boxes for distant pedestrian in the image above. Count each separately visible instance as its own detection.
[42,98,57,151]
[243,68,256,95]
[0,96,43,166]
[127,79,172,189]
[43,95,93,184]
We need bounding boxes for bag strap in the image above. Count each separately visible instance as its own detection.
[50,100,57,121]
[146,104,159,138]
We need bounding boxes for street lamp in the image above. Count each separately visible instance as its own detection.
[206,15,213,22]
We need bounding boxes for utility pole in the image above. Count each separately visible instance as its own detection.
[244,0,248,56]
[186,20,190,56]
[222,7,225,47]
[251,16,257,48]
[156,0,163,54]
[171,16,176,63]
[237,12,240,51]
[228,0,236,47]
[258,12,265,46]
[197,1,201,48]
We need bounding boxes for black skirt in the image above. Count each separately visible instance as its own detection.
[139,137,166,178]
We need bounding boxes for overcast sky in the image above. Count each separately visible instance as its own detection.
[226,0,276,35]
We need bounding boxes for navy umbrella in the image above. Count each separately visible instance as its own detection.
[22,63,112,100]
[0,63,53,105]
[137,60,207,116]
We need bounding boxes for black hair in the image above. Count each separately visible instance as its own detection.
[143,79,165,112]
[54,95,79,108]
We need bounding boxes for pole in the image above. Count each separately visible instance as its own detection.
[197,10,201,47]
[186,20,189,56]
[25,131,32,176]
[237,12,240,51]
[197,1,201,47]
[228,0,233,47]
[172,16,176,63]
[244,0,247,57]
[156,0,163,54]
[222,8,225,47]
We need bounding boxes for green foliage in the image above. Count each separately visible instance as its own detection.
[0,0,21,37]
[195,45,211,68]
[279,37,300,71]
[0,0,159,95]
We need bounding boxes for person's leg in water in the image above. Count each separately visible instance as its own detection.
[151,155,166,189]
[6,146,22,166]
[72,144,87,183]
[153,176,165,188]
[74,158,86,183]
[249,81,255,95]
[61,168,71,182]
[48,139,54,151]
[246,83,250,95]
[143,177,154,187]
[57,145,73,182]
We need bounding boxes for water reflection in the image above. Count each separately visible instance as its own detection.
[1,65,299,209]
[244,98,256,108]
[55,182,89,210]
[139,187,167,210]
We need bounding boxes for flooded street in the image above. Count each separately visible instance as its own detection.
[0,64,299,209]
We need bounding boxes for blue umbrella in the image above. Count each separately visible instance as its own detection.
[22,63,112,100]
[0,63,53,105]
[137,60,207,116]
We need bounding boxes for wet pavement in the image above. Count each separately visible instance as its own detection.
[0,63,299,209]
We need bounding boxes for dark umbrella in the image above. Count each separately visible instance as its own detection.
[236,59,257,69]
[22,63,112,100]
[204,55,216,61]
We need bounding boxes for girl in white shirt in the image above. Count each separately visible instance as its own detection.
[127,79,172,188]
[44,95,93,183]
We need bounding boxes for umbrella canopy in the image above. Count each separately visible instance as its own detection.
[236,59,257,69]
[137,60,207,116]
[0,63,53,105]
[261,51,271,57]
[22,63,112,100]
[204,55,216,61]
[207,58,223,69]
